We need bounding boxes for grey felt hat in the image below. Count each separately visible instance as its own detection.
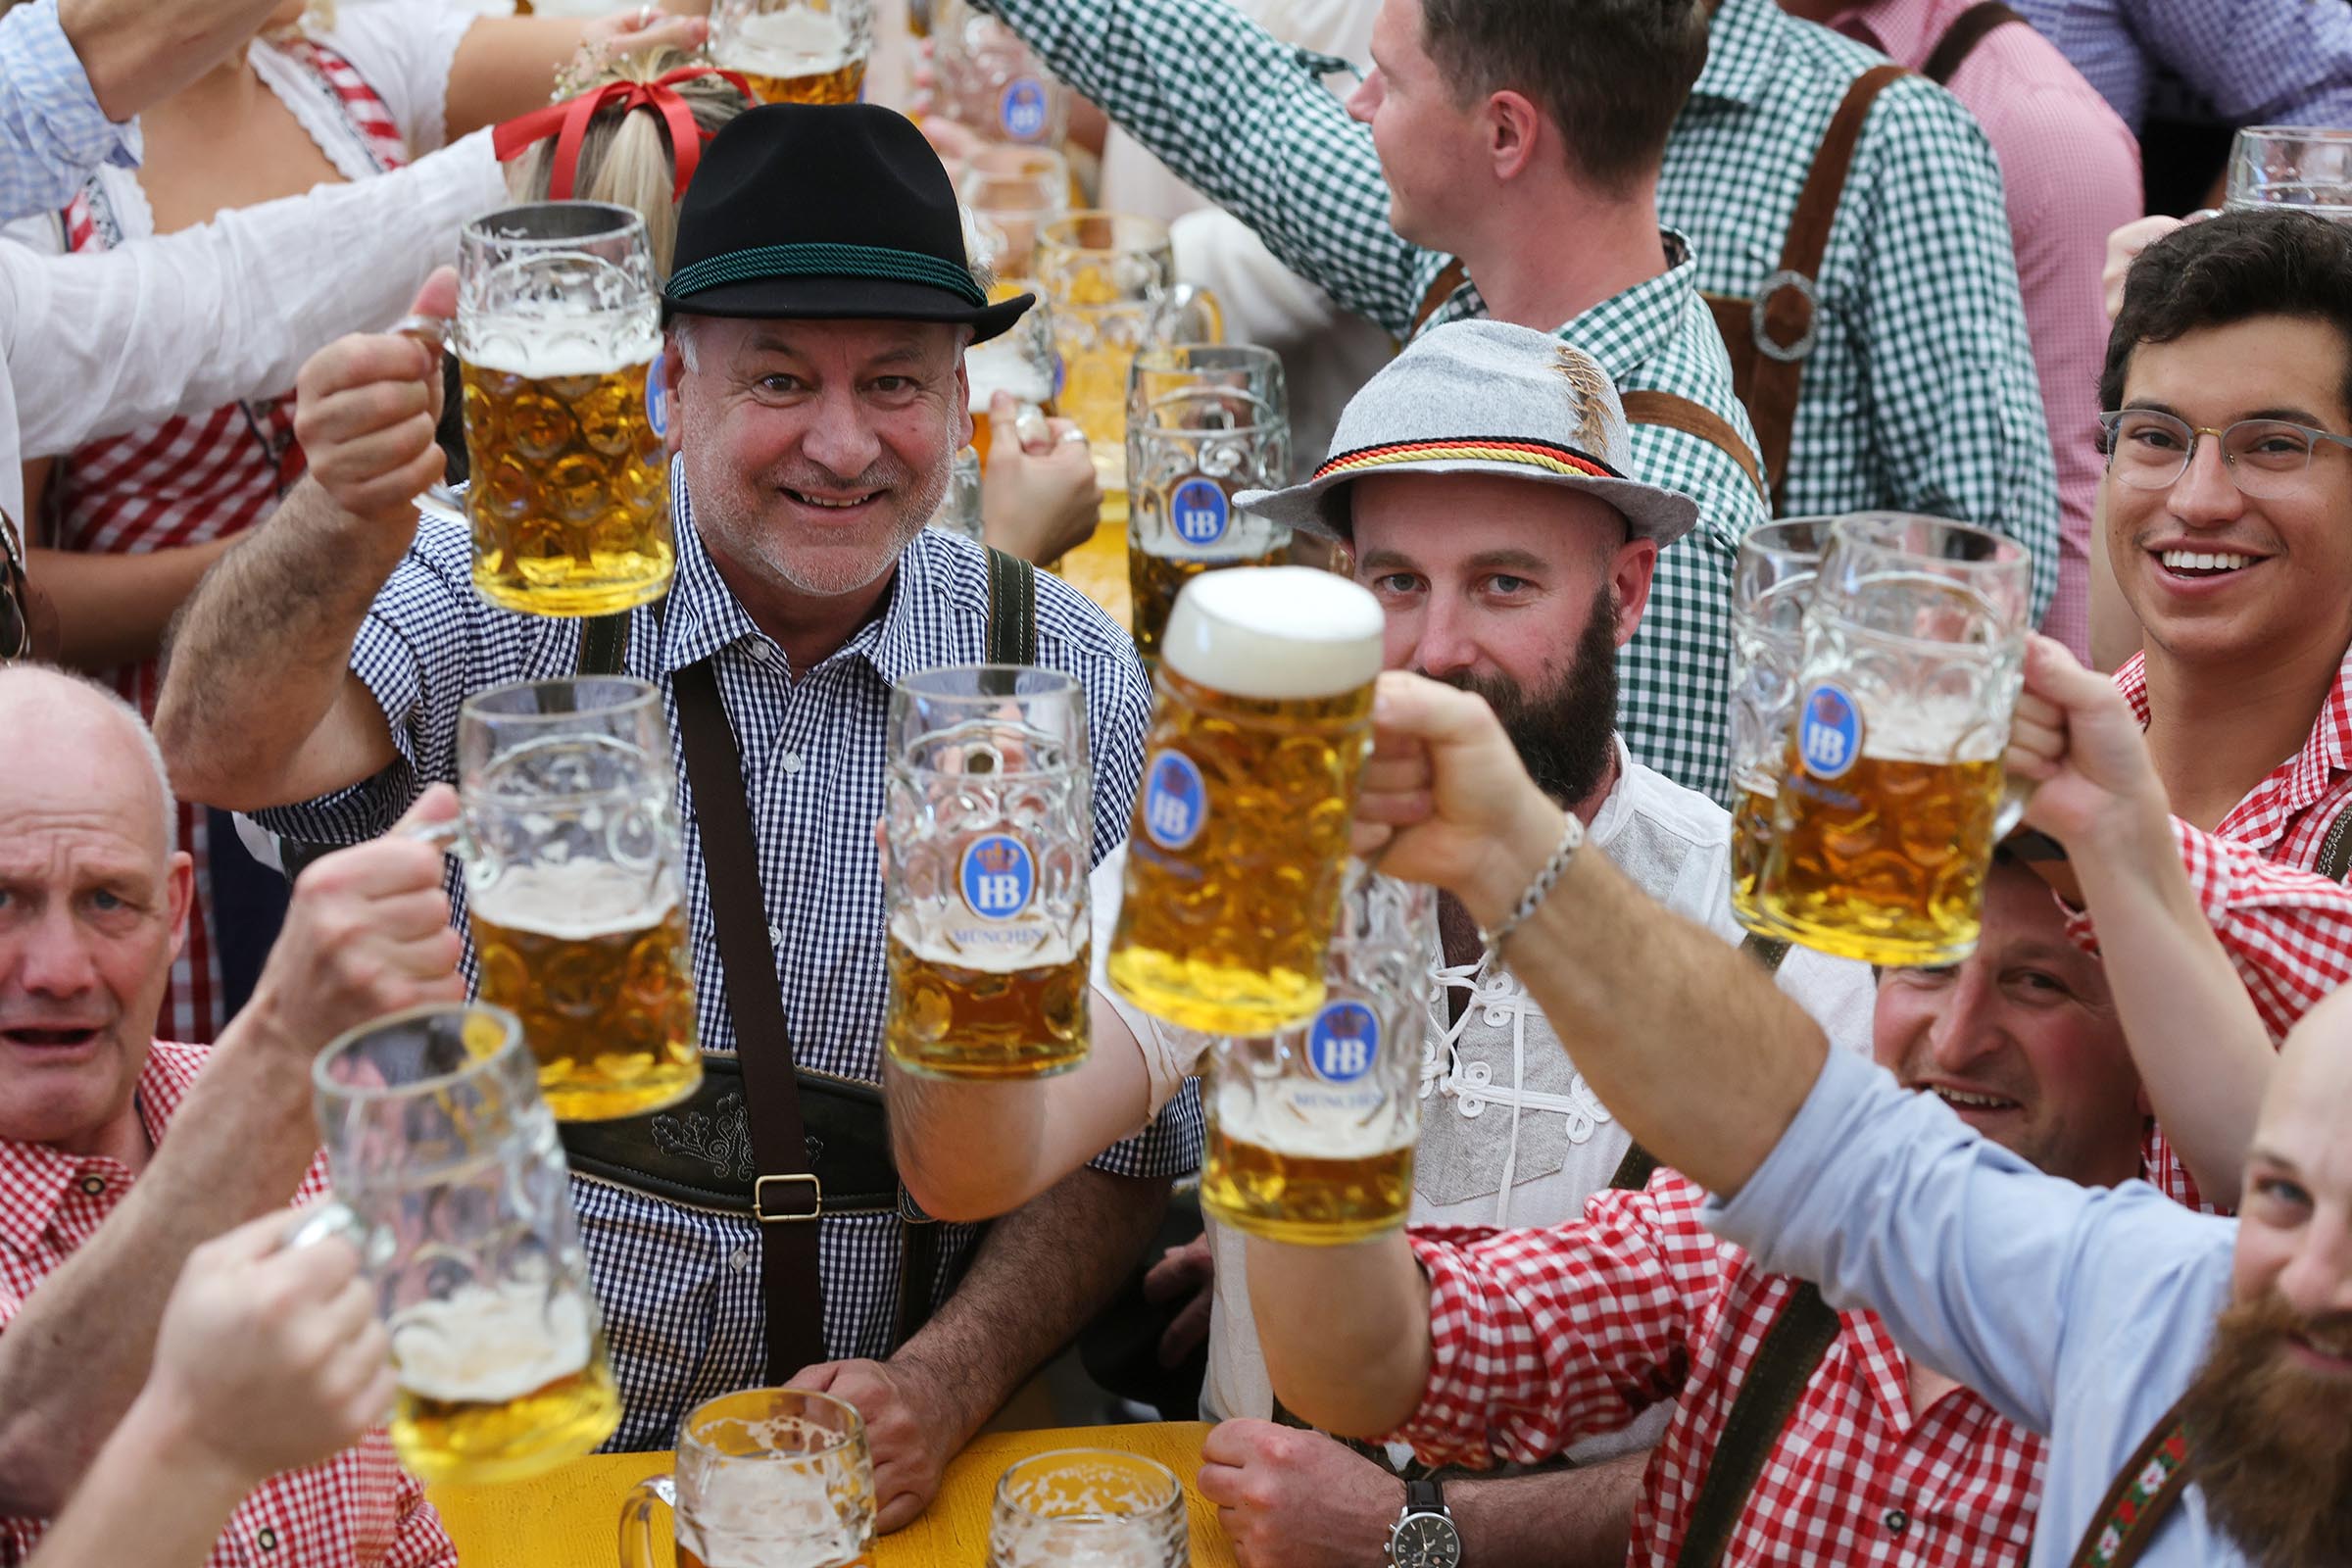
[1236,319,1700,547]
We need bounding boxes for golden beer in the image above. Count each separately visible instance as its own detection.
[388,1282,621,1486]
[462,341,672,617]
[1127,545,1287,664]
[1202,1126,1412,1246]
[716,8,868,104]
[1057,335,1136,526]
[1728,780,1776,917]
[883,927,1089,1079]
[1106,567,1385,1034]
[964,339,1055,468]
[470,866,700,1121]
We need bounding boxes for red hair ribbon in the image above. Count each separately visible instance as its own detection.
[494,66,755,204]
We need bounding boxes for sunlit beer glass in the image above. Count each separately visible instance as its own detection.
[1753,514,2033,966]
[305,1004,621,1485]
[710,0,873,103]
[884,665,1093,1079]
[1726,516,1834,938]
[927,447,984,540]
[2227,126,2352,219]
[457,203,671,617]
[1203,862,1432,1244]
[1126,344,1292,664]
[987,1450,1189,1568]
[433,676,702,1121]
[1107,566,1385,1034]
[621,1389,876,1568]
[964,278,1059,467]
[933,4,1070,147]
[957,147,1072,277]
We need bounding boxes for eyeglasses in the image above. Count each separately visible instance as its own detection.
[2098,409,2352,499]
[0,511,27,662]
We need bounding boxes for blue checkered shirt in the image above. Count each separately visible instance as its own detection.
[0,0,140,224]
[2010,0,2352,132]
[255,479,1202,1448]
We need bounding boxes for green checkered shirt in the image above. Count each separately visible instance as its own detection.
[973,0,1771,799]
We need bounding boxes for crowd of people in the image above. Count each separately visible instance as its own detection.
[1,0,2349,1563]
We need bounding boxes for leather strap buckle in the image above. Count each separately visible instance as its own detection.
[1751,269,1821,364]
[754,1172,823,1223]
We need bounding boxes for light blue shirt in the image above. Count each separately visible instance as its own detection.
[2011,0,2352,134]
[0,0,140,224]
[1708,1048,2247,1567]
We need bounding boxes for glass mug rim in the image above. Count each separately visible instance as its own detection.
[890,663,1087,779]
[1739,514,1839,563]
[1038,209,1174,258]
[1130,342,1282,375]
[992,1446,1184,1514]
[462,674,663,726]
[464,199,649,251]
[677,1386,868,1468]
[2235,124,2352,144]
[311,1000,525,1104]
[1823,511,2029,573]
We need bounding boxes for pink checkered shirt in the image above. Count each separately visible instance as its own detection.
[1829,0,2141,662]
[0,1043,454,1568]
[1393,1171,2044,1565]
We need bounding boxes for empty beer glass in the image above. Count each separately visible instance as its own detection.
[1125,345,1292,665]
[457,203,671,617]
[621,1389,877,1568]
[957,147,1072,276]
[432,676,701,1121]
[2226,126,2352,220]
[1107,566,1386,1035]
[1727,516,1835,939]
[1202,862,1432,1245]
[933,1,1070,147]
[965,279,1060,466]
[710,0,873,104]
[884,665,1094,1079]
[306,1004,622,1486]
[987,1450,1189,1568]
[1753,514,2034,966]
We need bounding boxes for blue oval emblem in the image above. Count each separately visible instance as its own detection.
[1796,682,1864,781]
[645,351,670,440]
[1170,477,1230,547]
[999,77,1050,141]
[1141,751,1206,852]
[1307,1001,1379,1083]
[959,833,1036,921]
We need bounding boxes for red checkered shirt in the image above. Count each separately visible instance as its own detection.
[0,1043,454,1568]
[1393,1171,2044,1566]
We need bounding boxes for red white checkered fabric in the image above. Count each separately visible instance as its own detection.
[1392,1171,2045,1565]
[0,1044,454,1567]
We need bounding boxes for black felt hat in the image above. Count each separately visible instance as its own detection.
[662,102,1032,342]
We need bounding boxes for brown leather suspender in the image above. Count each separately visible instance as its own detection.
[1620,390,1770,504]
[1922,1,2025,84]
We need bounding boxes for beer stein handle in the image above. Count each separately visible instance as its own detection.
[617,1472,678,1568]
[404,816,465,856]
[391,314,451,356]
[1158,284,1224,346]
[1993,774,2036,841]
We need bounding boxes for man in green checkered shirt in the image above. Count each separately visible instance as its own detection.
[971,0,1773,801]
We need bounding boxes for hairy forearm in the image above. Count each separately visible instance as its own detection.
[1451,1450,1646,1568]
[61,0,285,120]
[29,539,232,674]
[23,1392,250,1568]
[1248,1232,1430,1439]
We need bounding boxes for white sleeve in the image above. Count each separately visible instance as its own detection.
[309,0,483,155]
[1,129,508,460]
[1088,845,1210,1119]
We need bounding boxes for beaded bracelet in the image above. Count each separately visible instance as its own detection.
[1476,808,1586,961]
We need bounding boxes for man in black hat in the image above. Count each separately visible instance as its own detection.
[154,105,1202,1528]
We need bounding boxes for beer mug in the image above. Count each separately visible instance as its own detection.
[2226,126,2352,219]
[932,1,1070,147]
[957,147,1072,277]
[1202,862,1432,1244]
[1106,566,1385,1035]
[710,0,873,104]
[621,1389,876,1568]
[455,202,672,617]
[1125,344,1293,664]
[964,278,1060,466]
[428,676,702,1121]
[303,1004,622,1486]
[884,665,1093,1079]
[987,1450,1189,1568]
[927,446,984,540]
[1726,516,1835,939]
[1753,514,2034,966]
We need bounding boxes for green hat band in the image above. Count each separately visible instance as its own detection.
[667,242,988,308]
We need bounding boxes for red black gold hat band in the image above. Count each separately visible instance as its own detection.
[1312,437,1625,485]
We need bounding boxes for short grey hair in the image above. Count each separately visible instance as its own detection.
[0,662,175,844]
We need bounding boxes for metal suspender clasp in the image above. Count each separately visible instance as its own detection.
[754,1173,823,1223]
[1752,269,1822,364]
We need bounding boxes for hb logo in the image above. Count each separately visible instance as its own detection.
[645,352,669,440]
[1000,78,1050,141]
[1797,682,1863,781]
[1307,1001,1380,1083]
[959,833,1036,920]
[1170,477,1229,547]
[1142,751,1206,851]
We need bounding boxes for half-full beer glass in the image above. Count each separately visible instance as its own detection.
[957,147,1071,276]
[885,665,1093,1079]
[621,1389,876,1568]
[710,0,873,103]
[1107,566,1385,1034]
[2226,126,2352,219]
[933,3,1070,147]
[987,1450,1189,1568]
[1202,862,1432,1244]
[458,203,671,616]
[964,277,1059,466]
[308,1004,621,1485]
[440,676,701,1120]
[1727,516,1834,938]
[1126,344,1292,664]
[1753,514,2033,966]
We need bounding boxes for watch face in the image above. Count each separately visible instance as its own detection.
[1392,1512,1463,1568]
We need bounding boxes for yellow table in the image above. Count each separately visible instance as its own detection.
[428,1421,1233,1566]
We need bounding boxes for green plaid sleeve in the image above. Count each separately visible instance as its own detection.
[969,0,1442,334]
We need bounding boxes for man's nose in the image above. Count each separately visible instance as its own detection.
[1925,964,2005,1076]
[11,906,99,999]
[797,388,884,481]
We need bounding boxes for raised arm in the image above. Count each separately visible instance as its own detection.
[2123,0,2352,128]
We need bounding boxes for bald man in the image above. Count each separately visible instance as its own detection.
[0,664,466,1566]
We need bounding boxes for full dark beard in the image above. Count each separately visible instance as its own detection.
[1425,581,1620,806]
[2176,1292,2352,1567]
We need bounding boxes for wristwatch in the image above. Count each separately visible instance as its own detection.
[1387,1477,1461,1568]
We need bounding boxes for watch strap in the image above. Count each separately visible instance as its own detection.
[1404,1478,1448,1518]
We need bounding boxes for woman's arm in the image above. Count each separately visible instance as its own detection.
[440,9,709,142]
[28,536,233,672]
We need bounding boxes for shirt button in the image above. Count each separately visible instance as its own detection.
[750,641,775,663]
[1883,1508,1909,1535]
[77,1175,106,1197]
[778,751,803,774]
[256,1525,279,1552]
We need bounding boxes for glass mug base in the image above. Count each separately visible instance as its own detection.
[1728,888,1802,945]
[391,1354,622,1488]
[1201,1141,1412,1246]
[537,1055,704,1122]
[1106,946,1325,1037]
[885,1042,1091,1081]
[470,557,673,619]
[1754,906,1980,968]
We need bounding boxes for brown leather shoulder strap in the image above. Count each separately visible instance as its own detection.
[2066,1396,2193,1568]
[1675,1283,1842,1567]
[1409,258,1470,338]
[1620,389,1769,505]
[2317,799,2352,882]
[1923,1,2024,83]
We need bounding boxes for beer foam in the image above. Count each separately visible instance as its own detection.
[464,317,662,380]
[678,1464,865,1565]
[471,861,677,942]
[717,7,856,73]
[1213,1079,1414,1158]
[966,341,1054,406]
[1852,694,2010,766]
[1158,566,1384,700]
[392,1281,593,1405]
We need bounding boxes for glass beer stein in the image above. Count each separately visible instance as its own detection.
[1726,516,1834,939]
[932,1,1070,148]
[884,665,1094,1079]
[1752,514,2034,966]
[455,203,672,617]
[957,148,1072,277]
[1106,566,1386,1035]
[426,676,702,1121]
[2226,126,2352,220]
[621,1389,877,1568]
[964,278,1060,467]
[1125,344,1292,666]
[987,1450,1190,1568]
[303,1004,622,1486]
[1202,862,1433,1245]
[710,0,874,104]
